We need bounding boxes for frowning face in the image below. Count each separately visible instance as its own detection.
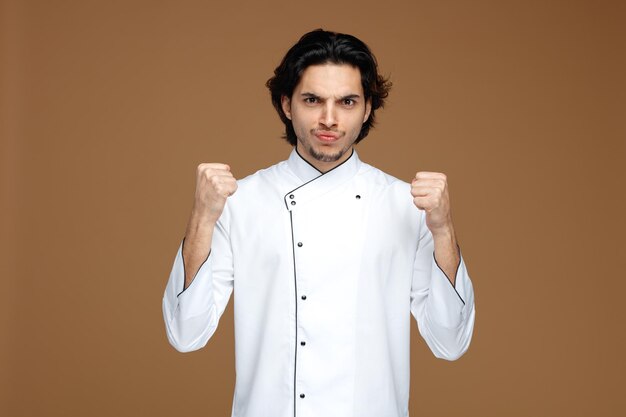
[281,64,371,172]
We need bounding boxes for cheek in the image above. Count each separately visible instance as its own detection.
[348,112,366,130]
[292,109,316,127]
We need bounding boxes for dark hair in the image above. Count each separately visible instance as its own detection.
[266,29,392,145]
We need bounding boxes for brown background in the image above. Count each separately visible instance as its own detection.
[1,0,625,416]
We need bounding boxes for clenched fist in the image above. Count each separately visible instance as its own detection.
[192,163,238,224]
[411,171,453,236]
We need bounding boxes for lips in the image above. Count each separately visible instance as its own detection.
[314,131,340,142]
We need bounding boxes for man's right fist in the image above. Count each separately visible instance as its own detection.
[192,163,238,223]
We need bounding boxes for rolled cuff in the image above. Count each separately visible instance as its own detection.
[428,252,474,330]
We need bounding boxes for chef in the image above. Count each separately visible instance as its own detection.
[163,29,475,417]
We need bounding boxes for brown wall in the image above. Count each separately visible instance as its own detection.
[2,0,625,416]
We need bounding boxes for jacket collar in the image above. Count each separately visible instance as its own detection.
[287,148,324,183]
[284,147,361,211]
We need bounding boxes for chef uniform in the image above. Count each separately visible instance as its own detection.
[162,149,475,417]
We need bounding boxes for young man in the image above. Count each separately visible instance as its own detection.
[163,29,475,417]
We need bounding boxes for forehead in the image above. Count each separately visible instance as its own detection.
[295,63,363,96]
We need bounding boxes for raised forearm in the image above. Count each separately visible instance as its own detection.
[182,162,237,290]
[410,171,461,286]
[182,212,216,290]
[432,227,460,286]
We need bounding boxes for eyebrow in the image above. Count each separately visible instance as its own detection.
[301,92,362,100]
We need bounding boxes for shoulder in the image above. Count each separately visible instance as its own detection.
[235,160,293,191]
[357,161,411,194]
[219,160,289,224]
[356,161,421,222]
[225,160,297,211]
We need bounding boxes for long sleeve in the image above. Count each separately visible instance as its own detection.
[162,217,234,353]
[410,212,476,361]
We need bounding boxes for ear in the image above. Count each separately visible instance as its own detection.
[281,95,292,120]
[363,98,372,123]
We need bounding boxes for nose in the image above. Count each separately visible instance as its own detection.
[320,102,338,129]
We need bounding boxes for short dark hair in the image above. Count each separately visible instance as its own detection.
[266,29,392,145]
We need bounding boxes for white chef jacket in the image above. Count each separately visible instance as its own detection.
[163,149,475,417]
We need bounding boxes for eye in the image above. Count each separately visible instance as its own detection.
[304,97,318,104]
[343,98,356,106]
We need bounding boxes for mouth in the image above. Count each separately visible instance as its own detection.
[314,131,340,143]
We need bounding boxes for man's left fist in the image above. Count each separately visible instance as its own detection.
[411,172,453,235]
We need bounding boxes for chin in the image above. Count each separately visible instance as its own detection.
[309,145,344,162]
